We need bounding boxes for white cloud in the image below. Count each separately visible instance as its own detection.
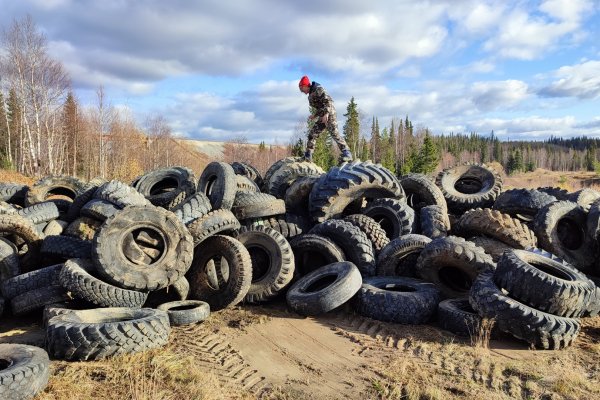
[470,80,529,111]
[539,60,600,99]
[466,116,579,138]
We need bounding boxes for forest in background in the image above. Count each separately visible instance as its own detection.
[1,15,599,183]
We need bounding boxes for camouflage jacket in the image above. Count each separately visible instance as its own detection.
[308,81,335,118]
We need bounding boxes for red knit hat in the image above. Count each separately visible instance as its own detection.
[299,75,310,87]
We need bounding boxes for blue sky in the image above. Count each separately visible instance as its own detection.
[2,0,600,143]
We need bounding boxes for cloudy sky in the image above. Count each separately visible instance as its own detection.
[2,0,600,143]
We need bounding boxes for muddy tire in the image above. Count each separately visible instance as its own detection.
[234,226,294,303]
[493,189,557,222]
[285,176,319,217]
[64,178,105,222]
[309,161,404,223]
[46,307,171,360]
[41,235,92,259]
[17,202,59,225]
[469,272,580,349]
[537,187,569,200]
[583,277,600,317]
[0,183,28,206]
[172,192,212,225]
[133,166,196,209]
[420,205,450,239]
[468,236,511,262]
[232,191,286,221]
[416,236,495,298]
[309,219,376,276]
[363,198,415,239]
[267,161,324,199]
[343,214,390,254]
[59,258,148,308]
[355,276,439,324]
[186,209,241,245]
[1,264,62,300]
[64,216,102,241]
[495,249,594,318]
[587,198,600,240]
[94,180,150,208]
[93,206,194,291]
[289,234,346,277]
[436,163,502,214]
[0,214,43,271]
[248,213,310,239]
[0,344,50,400]
[25,175,86,210]
[437,298,483,337]
[157,300,210,326]
[235,175,260,192]
[198,162,237,210]
[80,199,119,221]
[144,276,190,308]
[400,173,447,213]
[567,188,600,210]
[262,157,302,192]
[231,161,264,189]
[11,285,70,315]
[376,234,431,278]
[0,238,19,282]
[457,208,537,249]
[286,261,362,315]
[534,200,596,270]
[42,219,67,237]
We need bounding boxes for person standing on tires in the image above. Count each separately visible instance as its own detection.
[298,75,353,164]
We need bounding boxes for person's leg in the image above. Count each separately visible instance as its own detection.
[305,123,324,161]
[326,111,352,162]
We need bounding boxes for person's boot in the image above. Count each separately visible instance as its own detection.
[303,150,313,162]
[339,149,353,163]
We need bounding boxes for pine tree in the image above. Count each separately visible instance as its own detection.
[359,135,369,161]
[370,117,381,162]
[313,132,334,170]
[290,138,303,157]
[413,131,440,173]
[585,145,596,171]
[380,127,395,173]
[343,97,360,156]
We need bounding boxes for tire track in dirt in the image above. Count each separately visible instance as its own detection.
[325,313,535,399]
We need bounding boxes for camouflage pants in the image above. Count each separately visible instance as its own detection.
[306,110,350,153]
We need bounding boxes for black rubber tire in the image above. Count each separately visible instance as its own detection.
[262,157,302,192]
[1,264,62,299]
[235,175,260,192]
[289,234,346,277]
[587,198,600,240]
[92,206,194,291]
[42,219,67,236]
[537,187,569,200]
[186,235,252,311]
[186,209,241,245]
[376,234,431,277]
[469,271,580,349]
[0,214,43,272]
[231,161,264,189]
[172,192,212,225]
[0,297,3,317]
[0,344,50,400]
[93,180,150,208]
[59,258,148,308]
[17,202,60,225]
[64,216,102,241]
[583,276,600,317]
[198,161,237,210]
[436,163,502,214]
[495,249,594,318]
[493,189,557,222]
[363,198,415,239]
[566,188,600,210]
[248,213,310,239]
[267,161,324,199]
[285,175,319,217]
[400,173,447,213]
[309,219,376,276]
[46,307,171,360]
[157,300,210,326]
[355,276,440,324]
[468,236,511,263]
[80,199,119,221]
[41,235,92,259]
[0,183,28,206]
[286,261,362,315]
[11,285,71,315]
[64,178,105,222]
[416,235,495,298]
[309,161,404,223]
[234,226,295,303]
[437,298,483,337]
[25,175,86,209]
[133,166,197,209]
[343,214,390,254]
[457,208,537,249]
[420,205,450,239]
[533,200,596,270]
[0,237,19,282]
[144,276,190,308]
[231,191,286,220]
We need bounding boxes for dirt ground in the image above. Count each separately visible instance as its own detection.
[1,302,599,400]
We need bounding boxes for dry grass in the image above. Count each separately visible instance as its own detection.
[470,318,495,349]
[0,169,35,185]
[503,168,599,191]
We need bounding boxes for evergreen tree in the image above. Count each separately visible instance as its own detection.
[313,131,334,170]
[290,138,303,157]
[413,131,440,173]
[380,127,395,173]
[585,145,596,171]
[359,135,369,161]
[62,91,80,175]
[370,117,381,162]
[480,141,488,163]
[258,141,267,152]
[342,97,360,156]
